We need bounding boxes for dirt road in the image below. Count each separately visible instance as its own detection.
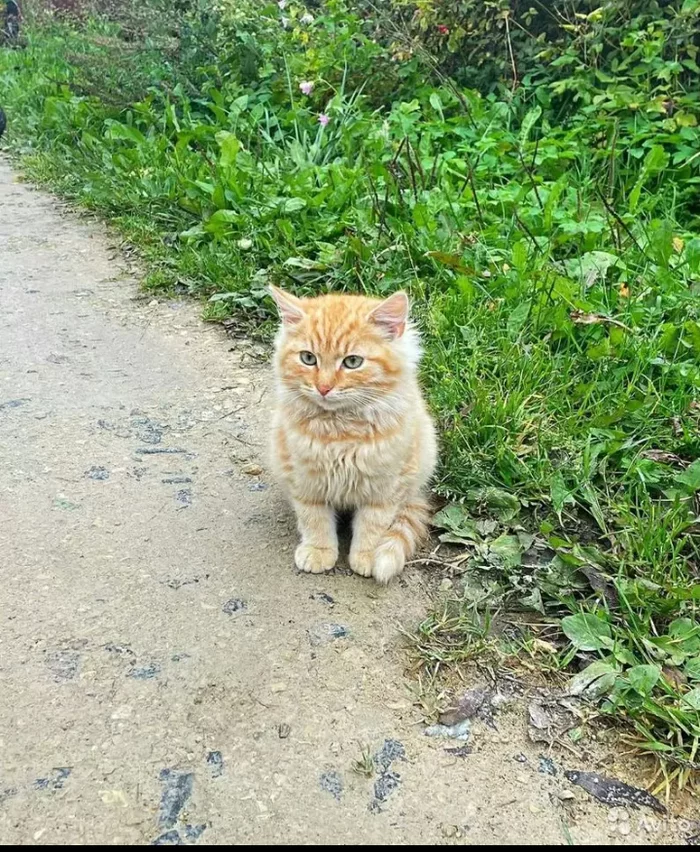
[0,160,691,844]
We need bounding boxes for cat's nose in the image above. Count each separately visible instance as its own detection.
[317,384,333,397]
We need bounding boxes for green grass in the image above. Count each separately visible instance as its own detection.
[1,0,699,777]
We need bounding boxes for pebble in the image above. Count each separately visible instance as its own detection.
[424,719,471,741]
[439,578,453,591]
[557,790,576,802]
[242,463,263,475]
[618,823,631,836]
[490,693,512,710]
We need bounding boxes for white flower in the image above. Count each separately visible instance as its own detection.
[278,0,287,9]
[300,12,314,24]
[299,80,314,96]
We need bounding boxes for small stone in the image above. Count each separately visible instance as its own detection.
[242,463,263,476]
[149,299,159,307]
[538,755,557,777]
[618,823,631,836]
[424,719,471,741]
[222,599,247,616]
[278,723,291,739]
[608,810,619,823]
[441,825,458,838]
[490,692,512,710]
[439,578,453,591]
[270,682,287,694]
[557,790,576,802]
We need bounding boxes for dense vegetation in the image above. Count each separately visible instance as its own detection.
[2,0,700,777]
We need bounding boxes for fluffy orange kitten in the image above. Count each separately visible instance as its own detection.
[269,286,437,584]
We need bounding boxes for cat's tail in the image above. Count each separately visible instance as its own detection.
[373,497,431,585]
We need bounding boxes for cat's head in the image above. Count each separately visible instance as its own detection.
[270,286,421,411]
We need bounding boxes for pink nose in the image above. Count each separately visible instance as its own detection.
[317,384,333,397]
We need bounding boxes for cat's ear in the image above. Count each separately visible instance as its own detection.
[368,291,409,339]
[269,285,305,326]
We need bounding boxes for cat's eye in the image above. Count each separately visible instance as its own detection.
[299,351,317,366]
[342,355,364,369]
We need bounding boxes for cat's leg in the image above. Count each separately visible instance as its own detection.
[292,499,338,573]
[349,504,397,577]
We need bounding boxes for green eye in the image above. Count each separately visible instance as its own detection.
[300,351,317,366]
[342,355,364,369]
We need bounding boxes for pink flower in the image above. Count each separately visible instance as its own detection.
[437,24,449,35]
[299,81,314,96]
[318,113,330,127]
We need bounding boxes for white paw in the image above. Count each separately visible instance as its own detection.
[372,545,405,585]
[349,549,374,578]
[295,544,337,574]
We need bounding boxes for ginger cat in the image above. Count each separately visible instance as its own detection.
[269,286,437,584]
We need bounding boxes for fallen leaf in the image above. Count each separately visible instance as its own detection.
[673,237,685,253]
[570,310,630,331]
[439,687,491,726]
[565,770,666,814]
[661,666,687,690]
[527,697,576,746]
[579,565,619,608]
[641,449,684,465]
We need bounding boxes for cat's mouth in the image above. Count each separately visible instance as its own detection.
[302,388,350,410]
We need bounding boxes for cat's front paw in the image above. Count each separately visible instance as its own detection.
[349,549,374,578]
[295,543,337,574]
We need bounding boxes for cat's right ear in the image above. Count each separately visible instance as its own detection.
[269,285,305,326]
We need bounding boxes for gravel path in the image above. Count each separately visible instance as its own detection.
[0,160,689,844]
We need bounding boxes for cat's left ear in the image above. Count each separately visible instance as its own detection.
[369,291,409,339]
[269,285,306,326]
